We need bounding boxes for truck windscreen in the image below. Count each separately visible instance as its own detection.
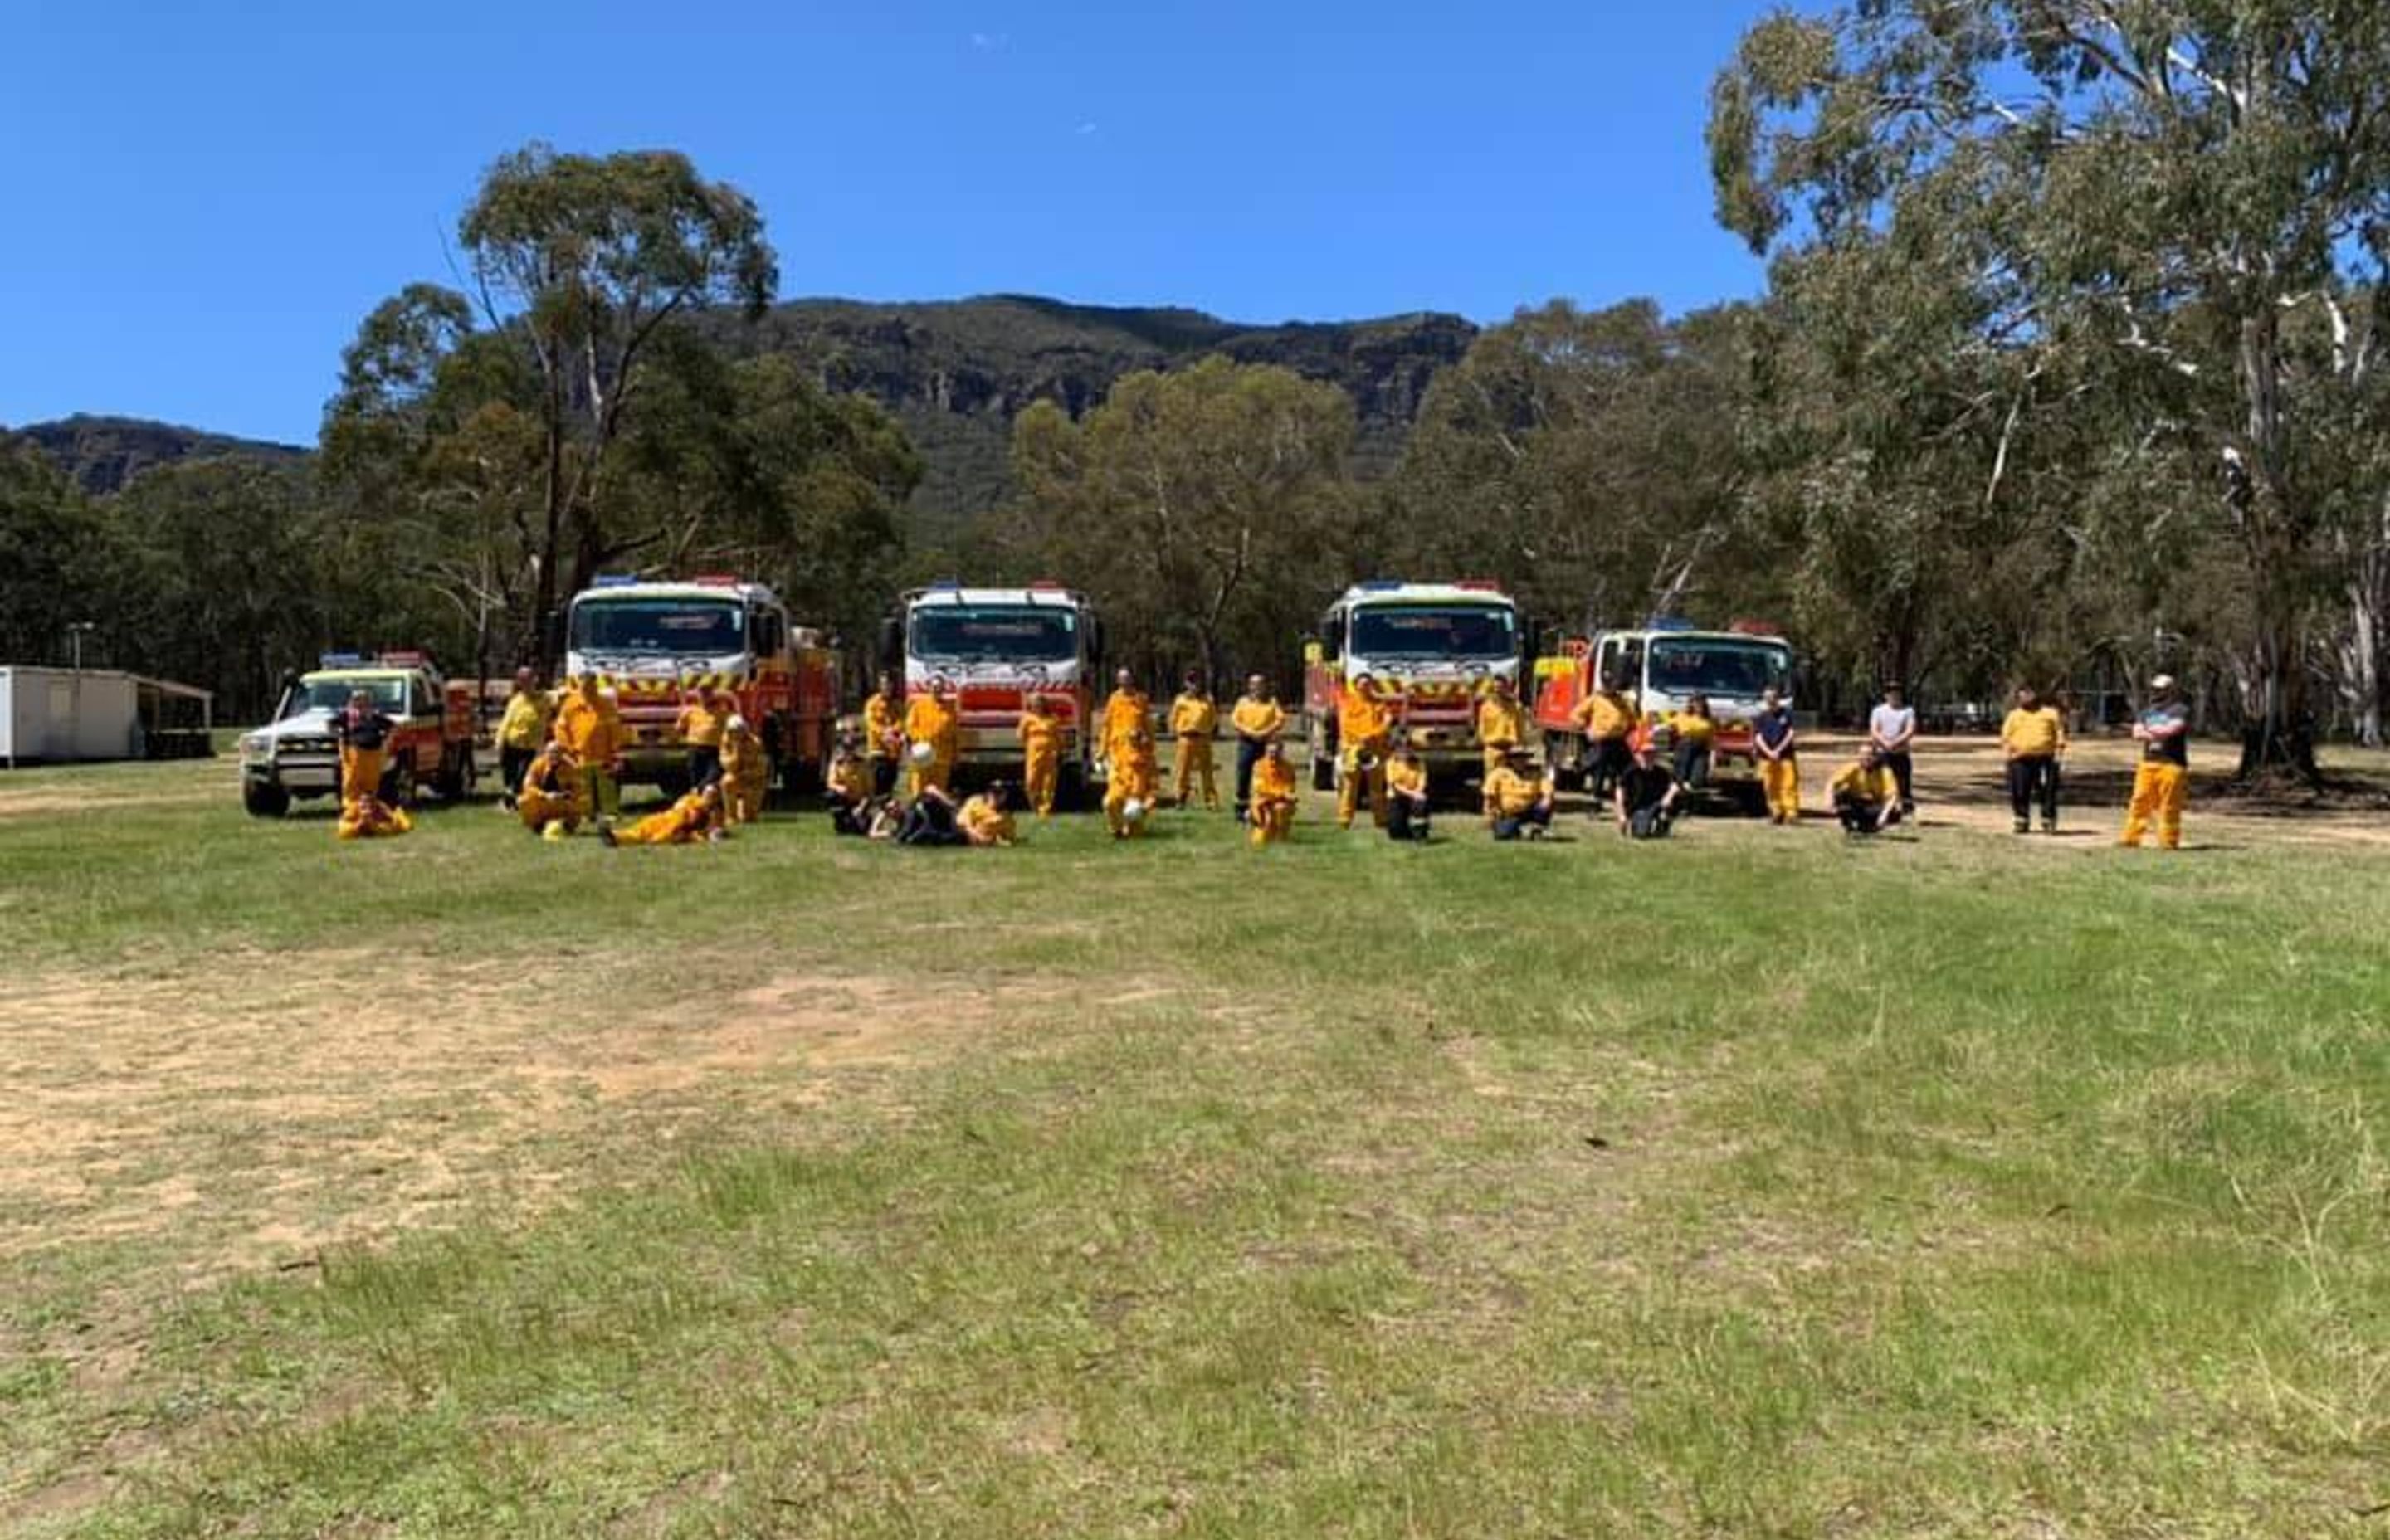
[1648,640,1790,699]
[571,600,744,656]
[1350,607,1515,660]
[294,678,406,715]
[910,607,1077,663]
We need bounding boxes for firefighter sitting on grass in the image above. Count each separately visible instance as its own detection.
[336,790,412,841]
[958,782,1019,847]
[1483,743,1555,841]
[1249,739,1299,846]
[1614,728,1685,840]
[1105,725,1160,839]
[516,743,587,838]
[1830,743,1904,836]
[1383,734,1432,841]
[719,715,768,824]
[827,735,874,836]
[600,783,726,846]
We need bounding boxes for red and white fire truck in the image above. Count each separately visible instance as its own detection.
[564,575,838,793]
[240,651,477,816]
[879,582,1105,798]
[1302,581,1524,791]
[1533,620,1795,807]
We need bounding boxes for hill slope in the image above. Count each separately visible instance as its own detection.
[13,414,308,496]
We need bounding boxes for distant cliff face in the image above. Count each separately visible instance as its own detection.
[728,295,1480,542]
[14,414,307,496]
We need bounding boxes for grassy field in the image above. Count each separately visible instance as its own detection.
[2,747,2388,1538]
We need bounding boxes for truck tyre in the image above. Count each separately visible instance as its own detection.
[1057,763,1087,812]
[432,745,471,802]
[243,782,290,819]
[381,758,416,808]
[1310,720,1338,792]
[1729,782,1768,818]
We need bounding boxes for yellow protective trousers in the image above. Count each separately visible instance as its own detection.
[1023,748,1059,817]
[1338,743,1389,828]
[1104,782,1149,837]
[907,758,953,801]
[721,777,762,825]
[579,764,621,818]
[339,745,385,807]
[1762,759,1801,821]
[1173,736,1217,808]
[517,782,584,833]
[2120,762,2187,848]
[1251,799,1295,846]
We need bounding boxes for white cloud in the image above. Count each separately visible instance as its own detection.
[971,31,1009,51]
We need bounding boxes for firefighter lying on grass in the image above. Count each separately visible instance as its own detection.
[600,783,728,847]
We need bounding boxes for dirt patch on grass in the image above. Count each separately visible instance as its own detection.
[0,960,1029,1280]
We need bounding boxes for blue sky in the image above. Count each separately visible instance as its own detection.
[1,0,1776,446]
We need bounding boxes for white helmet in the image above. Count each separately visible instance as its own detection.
[725,714,749,733]
[1121,797,1147,821]
[909,739,936,765]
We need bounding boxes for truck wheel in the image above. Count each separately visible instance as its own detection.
[243,782,290,819]
[1309,722,1337,792]
[432,747,466,802]
[1057,763,1087,812]
[1729,782,1768,818]
[382,759,416,808]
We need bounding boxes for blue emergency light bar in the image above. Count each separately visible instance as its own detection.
[1646,616,1699,632]
[925,578,962,591]
[592,573,639,588]
[1357,580,1404,592]
[318,651,365,668]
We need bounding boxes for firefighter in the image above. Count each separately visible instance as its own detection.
[336,790,413,841]
[897,783,968,846]
[552,672,621,824]
[1667,694,1716,791]
[1571,670,1636,802]
[1830,743,1904,836]
[495,667,552,809]
[2001,683,2067,834]
[516,742,587,836]
[959,782,1019,846]
[1615,729,1685,839]
[902,676,960,798]
[2119,673,2190,850]
[1483,743,1554,841]
[1100,668,1150,768]
[1475,675,1527,787]
[1018,692,1064,818]
[1336,672,1395,829]
[1753,685,1800,825]
[331,689,397,809]
[601,782,725,846]
[1230,674,1285,823]
[1249,738,1298,846]
[863,671,904,797]
[1168,670,1220,810]
[676,685,732,788]
[1383,733,1432,841]
[719,715,768,824]
[1105,724,1159,838]
[827,735,873,836]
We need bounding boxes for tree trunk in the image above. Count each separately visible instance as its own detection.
[2231,310,2322,786]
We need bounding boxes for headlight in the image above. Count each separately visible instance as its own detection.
[239,733,271,758]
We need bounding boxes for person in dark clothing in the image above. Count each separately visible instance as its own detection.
[1614,732,1684,839]
[896,784,969,846]
[330,690,399,807]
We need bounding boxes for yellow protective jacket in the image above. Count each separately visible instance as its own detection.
[1386,756,1429,799]
[553,690,615,763]
[1018,710,1063,758]
[863,692,902,758]
[619,791,716,845]
[1231,697,1285,740]
[1668,710,1716,747]
[1168,693,1217,737]
[827,753,870,803]
[1574,690,1635,742]
[720,732,767,787]
[498,691,553,751]
[676,699,731,748]
[1830,763,1900,805]
[1101,690,1150,758]
[1252,755,1298,804]
[958,795,1017,846]
[1339,690,1393,749]
[1111,744,1158,802]
[1476,695,1525,748]
[2002,706,2066,758]
[903,694,959,758]
[1483,765,1548,818]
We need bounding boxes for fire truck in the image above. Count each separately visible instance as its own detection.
[1533,620,1795,807]
[564,575,838,793]
[240,651,477,816]
[878,582,1104,798]
[1302,581,1523,791]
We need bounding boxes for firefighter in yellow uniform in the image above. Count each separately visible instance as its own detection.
[1475,675,1527,786]
[675,687,732,788]
[958,783,1019,846]
[516,743,588,836]
[1249,739,1299,846]
[1336,673,1396,829]
[1753,686,1800,824]
[1229,675,1285,823]
[336,792,413,841]
[1482,744,1555,839]
[1105,726,1159,838]
[602,783,724,846]
[902,679,960,798]
[1383,735,1432,841]
[552,673,621,821]
[2120,674,2191,850]
[1572,674,1637,798]
[332,690,398,809]
[1168,670,1220,809]
[719,715,768,824]
[495,668,552,808]
[1017,694,1064,818]
[1829,745,1904,835]
[863,672,904,797]
[1100,669,1150,768]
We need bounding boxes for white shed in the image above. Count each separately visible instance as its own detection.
[0,668,145,766]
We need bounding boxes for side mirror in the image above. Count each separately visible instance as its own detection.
[1303,639,1324,666]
